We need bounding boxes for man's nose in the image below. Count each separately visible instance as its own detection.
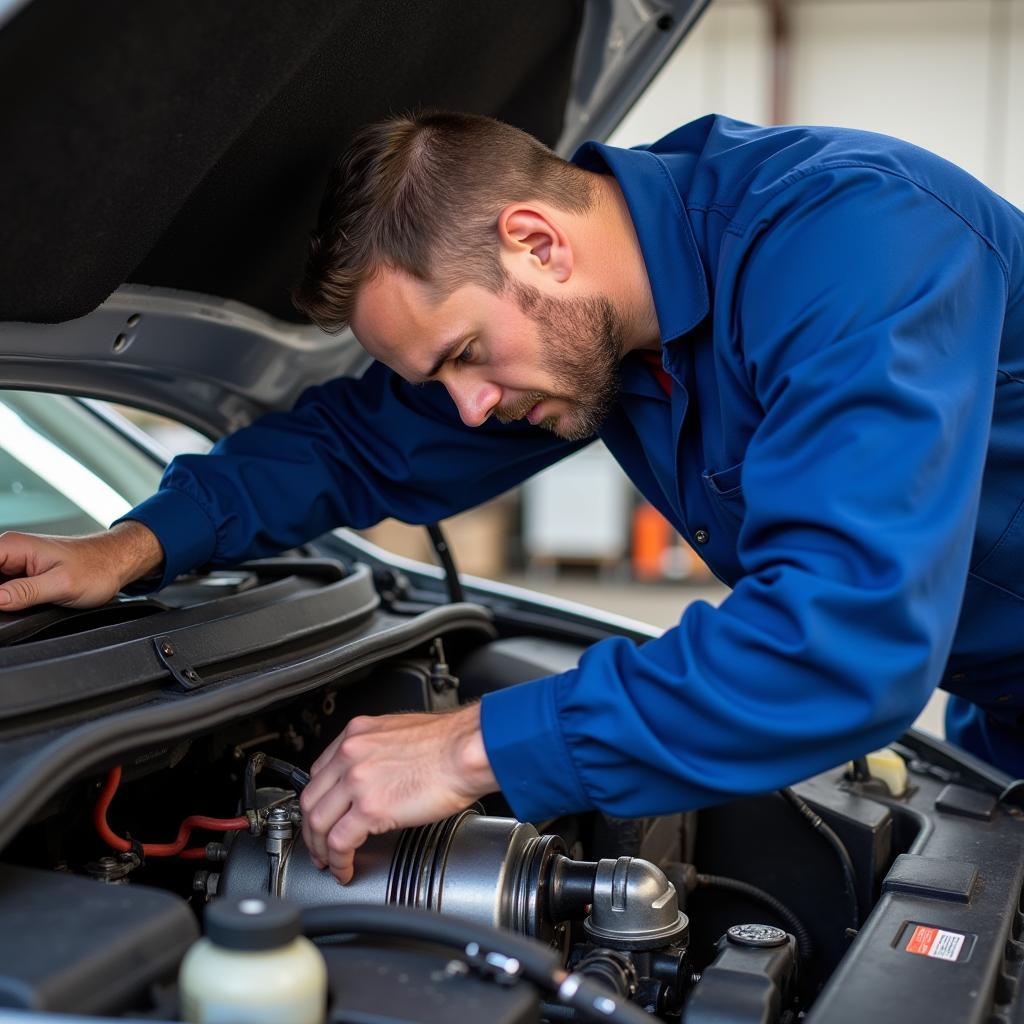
[447,377,500,428]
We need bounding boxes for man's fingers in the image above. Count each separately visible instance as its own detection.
[0,533,42,582]
[302,782,353,868]
[326,813,371,885]
[310,715,388,775]
[0,569,65,612]
[301,757,346,815]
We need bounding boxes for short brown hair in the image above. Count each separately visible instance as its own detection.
[292,110,595,333]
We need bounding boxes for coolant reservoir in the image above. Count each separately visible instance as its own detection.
[179,896,327,1024]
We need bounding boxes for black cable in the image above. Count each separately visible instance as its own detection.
[662,861,813,965]
[426,522,464,604]
[696,873,814,964]
[243,752,310,813]
[300,904,652,1024]
[243,753,262,812]
[780,788,860,931]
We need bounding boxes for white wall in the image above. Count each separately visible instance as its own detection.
[611,0,1024,209]
[611,1,772,139]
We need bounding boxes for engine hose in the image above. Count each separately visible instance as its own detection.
[781,788,860,931]
[695,873,814,964]
[426,522,464,604]
[300,904,652,1024]
[244,752,311,813]
[94,766,249,858]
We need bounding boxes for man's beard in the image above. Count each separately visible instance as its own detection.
[494,280,625,442]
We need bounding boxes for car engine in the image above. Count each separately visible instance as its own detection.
[0,555,1022,1024]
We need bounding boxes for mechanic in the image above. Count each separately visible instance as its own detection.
[1,111,1022,886]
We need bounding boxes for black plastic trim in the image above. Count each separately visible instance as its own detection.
[0,602,494,851]
[0,560,378,719]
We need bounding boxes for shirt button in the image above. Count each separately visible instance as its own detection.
[694,528,710,545]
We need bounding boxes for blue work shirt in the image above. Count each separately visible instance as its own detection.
[124,115,1024,820]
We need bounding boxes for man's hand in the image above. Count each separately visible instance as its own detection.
[300,703,498,884]
[0,521,164,611]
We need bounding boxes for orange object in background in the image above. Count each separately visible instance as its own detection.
[632,502,713,582]
[632,502,673,580]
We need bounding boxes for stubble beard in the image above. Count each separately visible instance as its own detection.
[495,281,625,443]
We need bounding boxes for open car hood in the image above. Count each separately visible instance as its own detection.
[0,0,707,436]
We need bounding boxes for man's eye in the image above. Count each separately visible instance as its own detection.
[456,342,477,365]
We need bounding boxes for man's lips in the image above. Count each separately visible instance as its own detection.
[526,401,545,425]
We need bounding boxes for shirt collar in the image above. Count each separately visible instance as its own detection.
[572,140,709,345]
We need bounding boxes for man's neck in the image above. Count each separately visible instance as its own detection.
[589,175,661,356]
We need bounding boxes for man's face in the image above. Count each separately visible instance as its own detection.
[352,268,624,442]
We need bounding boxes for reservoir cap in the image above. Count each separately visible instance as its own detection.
[205,897,301,951]
[726,923,788,948]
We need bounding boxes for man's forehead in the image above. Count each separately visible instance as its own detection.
[352,267,439,347]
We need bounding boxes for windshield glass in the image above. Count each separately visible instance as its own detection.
[0,391,164,535]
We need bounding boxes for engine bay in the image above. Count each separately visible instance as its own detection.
[0,555,1022,1023]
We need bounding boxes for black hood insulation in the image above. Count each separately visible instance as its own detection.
[0,0,583,324]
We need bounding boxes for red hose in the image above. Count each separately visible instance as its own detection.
[94,765,249,858]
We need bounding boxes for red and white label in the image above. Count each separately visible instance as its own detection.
[905,925,965,961]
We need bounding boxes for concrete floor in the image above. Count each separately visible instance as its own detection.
[503,572,947,738]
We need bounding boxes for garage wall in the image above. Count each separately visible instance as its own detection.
[611,0,1024,209]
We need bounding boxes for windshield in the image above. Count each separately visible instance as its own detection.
[0,391,164,535]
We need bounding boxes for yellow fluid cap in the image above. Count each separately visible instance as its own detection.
[854,746,908,798]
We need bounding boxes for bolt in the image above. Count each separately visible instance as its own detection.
[185,669,199,681]
[159,641,175,657]
[694,529,710,545]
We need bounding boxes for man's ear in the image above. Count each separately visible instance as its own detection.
[497,205,574,284]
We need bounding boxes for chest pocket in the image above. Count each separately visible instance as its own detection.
[971,496,1024,602]
[702,460,746,523]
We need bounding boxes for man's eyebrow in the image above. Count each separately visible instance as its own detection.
[421,333,468,382]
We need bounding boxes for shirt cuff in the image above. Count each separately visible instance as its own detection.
[480,672,591,822]
[113,488,219,591]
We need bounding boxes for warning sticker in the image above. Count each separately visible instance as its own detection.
[905,925,966,961]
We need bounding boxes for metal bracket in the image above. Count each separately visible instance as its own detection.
[154,635,203,691]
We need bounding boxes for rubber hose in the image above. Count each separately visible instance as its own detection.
[781,788,860,931]
[244,753,310,813]
[696,873,814,964]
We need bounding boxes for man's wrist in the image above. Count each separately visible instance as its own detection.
[105,521,165,589]
[452,703,498,798]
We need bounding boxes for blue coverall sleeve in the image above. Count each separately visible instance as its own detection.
[483,168,1010,820]
[120,359,583,588]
